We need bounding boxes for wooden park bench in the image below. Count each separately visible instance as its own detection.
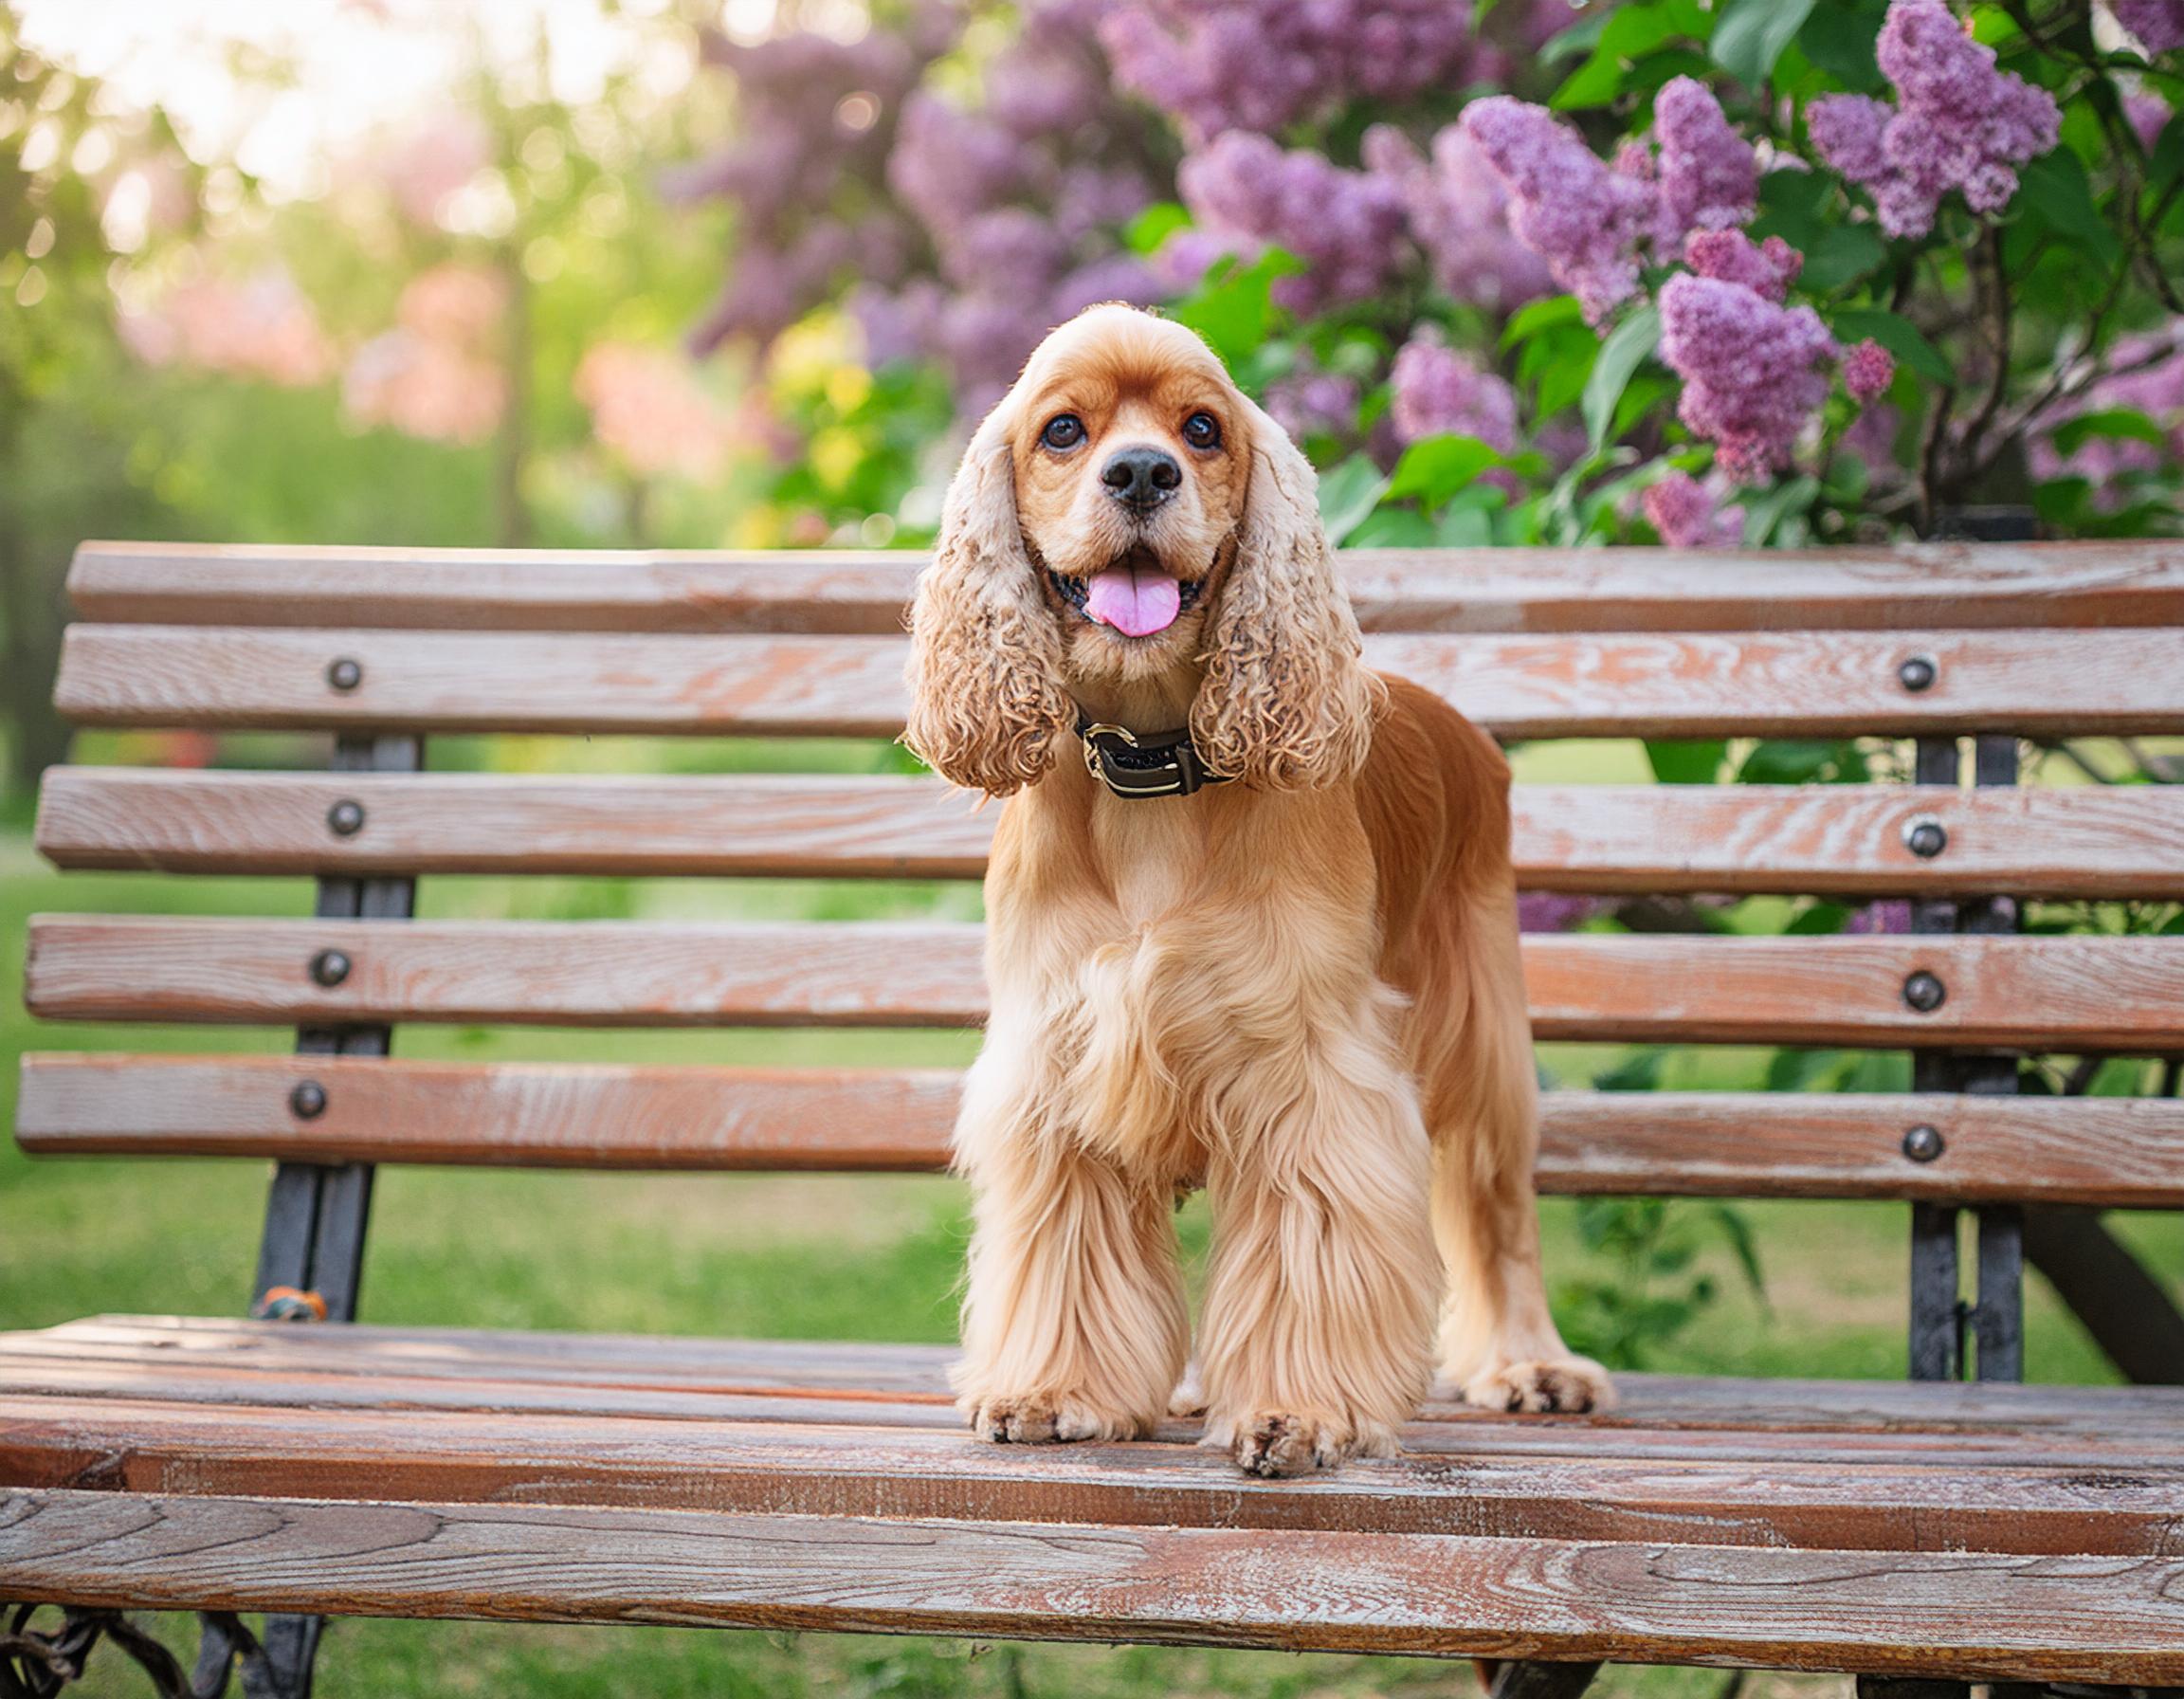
[6,537,2184,1697]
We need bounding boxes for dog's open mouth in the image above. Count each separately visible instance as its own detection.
[1048,549,1204,638]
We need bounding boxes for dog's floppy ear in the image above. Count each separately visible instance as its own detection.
[902,394,1073,795]
[1190,396,1379,789]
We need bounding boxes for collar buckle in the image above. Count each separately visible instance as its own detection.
[1075,714,1229,800]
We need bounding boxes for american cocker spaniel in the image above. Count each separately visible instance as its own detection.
[904,303,1611,1478]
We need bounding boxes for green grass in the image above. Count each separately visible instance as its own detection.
[4,813,2180,1699]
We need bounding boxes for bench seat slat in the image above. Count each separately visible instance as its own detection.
[25,918,2184,1050]
[2,1387,2181,1555]
[53,626,2184,739]
[37,769,2184,899]
[19,1319,2183,1439]
[68,539,2184,633]
[7,1484,2183,1680]
[20,1056,2184,1207]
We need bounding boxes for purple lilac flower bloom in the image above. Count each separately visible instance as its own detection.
[1684,228,1802,301]
[2111,0,2184,54]
[1363,123,1556,314]
[2029,320,2184,508]
[2126,91,2174,152]
[1842,338,1896,404]
[1517,892,1610,933]
[1099,0,1483,145]
[1389,335,1520,450]
[1808,1,2061,238]
[1650,77,1760,245]
[1847,900,1914,935]
[1460,96,1657,323]
[1642,468,1745,547]
[1659,273,1839,484]
[1263,356,1363,443]
[1177,131,1408,314]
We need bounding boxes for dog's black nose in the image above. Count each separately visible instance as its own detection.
[1101,446,1181,509]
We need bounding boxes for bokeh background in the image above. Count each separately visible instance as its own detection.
[4,0,2183,1692]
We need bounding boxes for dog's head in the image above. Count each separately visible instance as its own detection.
[903,303,1374,796]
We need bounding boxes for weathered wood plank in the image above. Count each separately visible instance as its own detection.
[51,626,2184,739]
[3,1392,2179,1554]
[24,919,2184,1049]
[15,1320,2184,1442]
[37,770,2184,900]
[6,1488,2182,1679]
[66,539,2184,633]
[21,1056,2184,1206]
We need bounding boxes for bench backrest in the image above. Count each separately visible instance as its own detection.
[16,539,2184,1372]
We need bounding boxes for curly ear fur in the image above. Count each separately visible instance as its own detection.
[1190,396,1380,790]
[903,403,1074,795]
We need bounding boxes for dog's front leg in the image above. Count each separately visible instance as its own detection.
[1195,989,1441,1477]
[950,1019,1189,1444]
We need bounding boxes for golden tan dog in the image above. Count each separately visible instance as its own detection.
[904,303,1611,1477]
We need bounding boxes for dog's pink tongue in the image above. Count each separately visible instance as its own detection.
[1085,565,1180,637]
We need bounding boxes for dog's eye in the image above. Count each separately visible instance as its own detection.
[1182,411,1222,450]
[1041,413,1084,450]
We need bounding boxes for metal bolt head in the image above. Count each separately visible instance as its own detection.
[1898,654,1938,693]
[327,798,366,837]
[1902,969,1947,1013]
[326,657,363,692]
[309,948,351,988]
[290,1080,328,1120]
[1902,1124,1945,1163]
[1903,816,1948,859]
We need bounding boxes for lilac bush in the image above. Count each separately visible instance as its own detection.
[673,0,2184,545]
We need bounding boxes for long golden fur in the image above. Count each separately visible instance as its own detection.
[905,303,1611,1477]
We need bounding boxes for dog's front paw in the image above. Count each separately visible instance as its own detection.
[1211,1411,1394,1478]
[1461,1356,1615,1415]
[963,1392,1145,1445]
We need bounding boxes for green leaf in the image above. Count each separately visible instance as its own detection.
[1539,7,1612,64]
[1646,740,1728,784]
[1344,506,1437,547]
[1583,304,1661,449]
[1829,309,1953,385]
[2150,114,2184,193]
[1317,453,1390,546]
[1796,0,1888,90]
[2015,149,2120,266]
[1385,434,1505,508]
[1551,5,1684,110]
[1123,202,1190,256]
[1171,248,1301,369]
[1737,472,1821,544]
[1796,222,1887,291]
[2049,407,2170,456]
[1501,293,1586,350]
[1711,0,1817,86]
[1434,502,1497,545]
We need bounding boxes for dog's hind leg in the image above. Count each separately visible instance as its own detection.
[1427,892,1614,1415]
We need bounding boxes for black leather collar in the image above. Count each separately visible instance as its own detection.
[1075,711,1232,799]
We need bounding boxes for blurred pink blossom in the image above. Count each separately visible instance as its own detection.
[118,267,335,388]
[2029,320,2184,507]
[378,112,493,228]
[1684,228,1800,301]
[575,343,743,481]
[341,264,508,446]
